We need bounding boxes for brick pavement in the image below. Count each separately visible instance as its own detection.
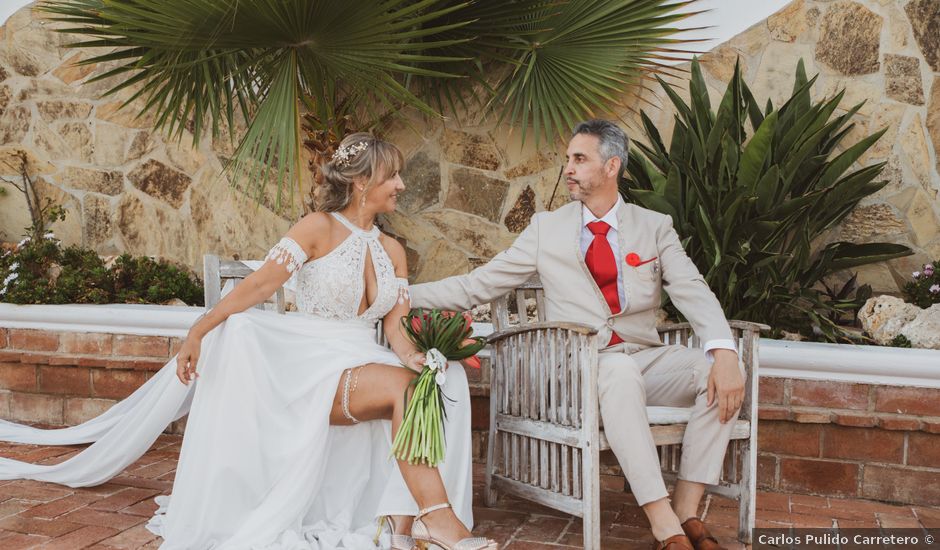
[0,436,937,549]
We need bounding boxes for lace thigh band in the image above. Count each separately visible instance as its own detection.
[341,366,363,424]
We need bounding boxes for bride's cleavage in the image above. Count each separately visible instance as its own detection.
[357,247,379,316]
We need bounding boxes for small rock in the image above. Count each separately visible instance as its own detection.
[900,303,940,350]
[858,295,920,345]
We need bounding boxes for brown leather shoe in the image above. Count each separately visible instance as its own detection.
[680,517,725,550]
[652,533,694,550]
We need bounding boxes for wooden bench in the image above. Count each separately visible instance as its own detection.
[202,254,286,312]
[484,278,767,546]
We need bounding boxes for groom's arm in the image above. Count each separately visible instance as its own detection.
[656,215,734,346]
[410,214,541,310]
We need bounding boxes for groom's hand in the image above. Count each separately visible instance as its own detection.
[707,349,744,424]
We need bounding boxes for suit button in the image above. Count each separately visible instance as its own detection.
[606,320,614,327]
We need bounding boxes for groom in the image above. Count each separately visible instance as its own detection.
[411,120,744,550]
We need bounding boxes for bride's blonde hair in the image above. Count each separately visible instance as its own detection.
[315,133,404,212]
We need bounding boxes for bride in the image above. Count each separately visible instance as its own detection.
[0,133,496,550]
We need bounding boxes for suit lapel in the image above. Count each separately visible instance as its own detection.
[617,202,635,314]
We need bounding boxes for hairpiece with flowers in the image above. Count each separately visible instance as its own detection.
[331,141,370,167]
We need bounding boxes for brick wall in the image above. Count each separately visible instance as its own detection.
[0,327,185,433]
[2,326,938,507]
[756,378,940,507]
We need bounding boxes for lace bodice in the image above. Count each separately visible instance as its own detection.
[265,212,409,325]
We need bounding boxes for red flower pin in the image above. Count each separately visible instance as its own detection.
[626,253,658,267]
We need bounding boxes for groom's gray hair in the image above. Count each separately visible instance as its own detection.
[572,119,630,178]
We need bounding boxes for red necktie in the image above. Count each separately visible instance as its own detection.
[585,221,623,346]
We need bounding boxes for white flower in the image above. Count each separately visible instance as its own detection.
[435,371,447,386]
[9,262,18,271]
[43,232,56,240]
[2,272,18,285]
[425,348,447,372]
[913,271,921,279]
[930,284,940,294]
[16,237,29,247]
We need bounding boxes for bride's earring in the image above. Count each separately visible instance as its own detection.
[359,186,367,207]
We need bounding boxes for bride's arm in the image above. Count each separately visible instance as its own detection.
[380,236,425,374]
[176,213,327,384]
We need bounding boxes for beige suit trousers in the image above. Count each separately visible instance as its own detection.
[597,344,743,506]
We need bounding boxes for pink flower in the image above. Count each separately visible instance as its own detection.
[930,284,940,294]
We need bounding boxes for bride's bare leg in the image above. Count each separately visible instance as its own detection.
[330,363,473,544]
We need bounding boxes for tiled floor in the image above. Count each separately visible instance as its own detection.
[0,436,937,549]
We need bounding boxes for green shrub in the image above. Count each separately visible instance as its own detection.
[0,238,203,306]
[902,261,940,309]
[622,58,912,342]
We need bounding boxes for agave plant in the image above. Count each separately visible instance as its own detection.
[40,0,700,211]
[623,58,913,341]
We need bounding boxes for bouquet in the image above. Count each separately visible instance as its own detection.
[391,309,485,466]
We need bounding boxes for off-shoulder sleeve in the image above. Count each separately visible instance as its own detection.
[265,237,308,274]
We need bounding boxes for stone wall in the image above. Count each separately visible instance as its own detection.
[0,6,291,272]
[383,0,940,291]
[1,2,937,291]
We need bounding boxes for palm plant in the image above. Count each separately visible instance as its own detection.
[40,0,701,211]
[623,58,912,341]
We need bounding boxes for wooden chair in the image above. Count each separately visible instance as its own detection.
[484,277,767,547]
[203,254,286,312]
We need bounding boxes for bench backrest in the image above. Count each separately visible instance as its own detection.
[203,254,286,313]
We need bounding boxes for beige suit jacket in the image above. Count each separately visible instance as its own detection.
[410,200,733,349]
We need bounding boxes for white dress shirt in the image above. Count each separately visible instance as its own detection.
[580,197,736,359]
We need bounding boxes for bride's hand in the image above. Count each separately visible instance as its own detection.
[402,350,426,374]
[176,334,202,385]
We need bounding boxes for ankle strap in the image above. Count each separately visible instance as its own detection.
[416,502,451,518]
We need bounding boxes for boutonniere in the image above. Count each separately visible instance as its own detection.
[625,253,658,267]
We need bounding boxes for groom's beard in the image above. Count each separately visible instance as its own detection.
[567,178,598,201]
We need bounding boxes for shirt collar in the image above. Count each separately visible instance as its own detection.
[582,195,624,232]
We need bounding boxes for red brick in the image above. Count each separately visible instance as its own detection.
[833,413,877,428]
[59,508,146,530]
[757,455,777,489]
[169,337,184,357]
[862,465,940,505]
[0,349,22,362]
[91,370,147,399]
[0,363,38,391]
[0,532,49,549]
[791,411,832,424]
[0,328,8,348]
[97,523,159,548]
[914,506,940,527]
[9,329,59,352]
[923,420,940,434]
[18,352,53,364]
[822,425,904,463]
[38,366,91,396]
[37,524,118,550]
[758,406,789,421]
[907,432,940,468]
[21,493,102,519]
[877,514,922,528]
[0,480,74,502]
[874,386,940,417]
[759,378,785,405]
[9,392,64,424]
[0,514,83,537]
[112,335,168,357]
[758,421,821,457]
[64,397,116,425]
[779,458,859,497]
[790,380,869,410]
[87,487,159,512]
[471,395,488,430]
[58,333,112,355]
[755,491,789,512]
[878,416,922,431]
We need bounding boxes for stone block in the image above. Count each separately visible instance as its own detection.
[397,150,441,213]
[36,100,93,123]
[904,0,940,72]
[63,167,124,195]
[444,167,509,223]
[127,159,191,209]
[81,193,114,249]
[883,54,925,105]
[504,185,536,233]
[442,129,501,171]
[815,2,882,75]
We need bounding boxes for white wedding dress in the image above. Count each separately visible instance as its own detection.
[0,212,474,549]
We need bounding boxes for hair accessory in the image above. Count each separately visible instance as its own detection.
[331,141,370,167]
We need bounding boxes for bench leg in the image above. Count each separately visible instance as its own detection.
[738,438,756,544]
[582,443,601,549]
